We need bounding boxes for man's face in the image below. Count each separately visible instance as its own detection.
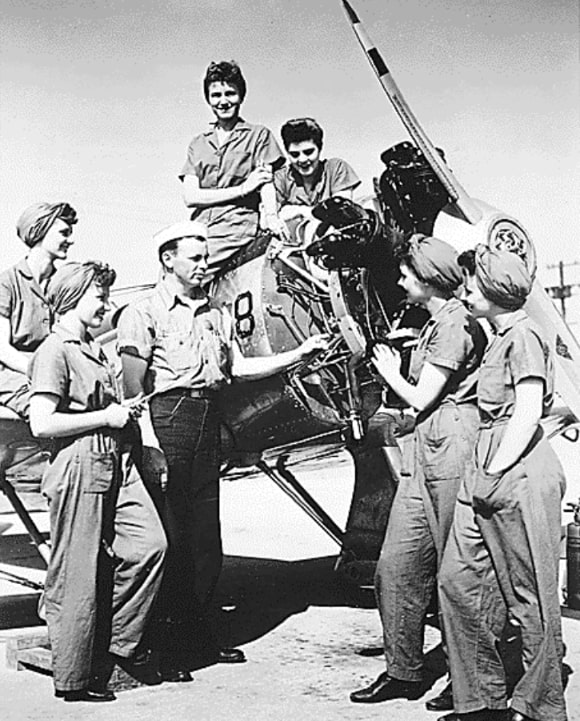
[40,219,75,260]
[165,237,208,289]
[286,140,321,179]
[207,81,242,123]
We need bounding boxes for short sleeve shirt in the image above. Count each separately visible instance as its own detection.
[477,310,553,425]
[409,297,486,407]
[29,325,119,413]
[0,258,52,351]
[180,118,284,273]
[274,157,361,208]
[116,279,234,394]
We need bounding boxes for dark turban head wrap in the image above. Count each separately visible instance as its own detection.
[16,202,78,249]
[403,233,463,294]
[48,261,116,316]
[475,245,534,311]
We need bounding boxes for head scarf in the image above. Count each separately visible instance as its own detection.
[48,261,114,315]
[475,244,534,310]
[406,233,463,293]
[16,202,78,248]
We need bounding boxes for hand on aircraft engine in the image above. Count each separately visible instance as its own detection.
[372,343,402,382]
[243,165,273,195]
[142,445,169,492]
[384,327,421,350]
[298,333,332,358]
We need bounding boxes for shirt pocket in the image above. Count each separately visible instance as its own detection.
[159,328,200,375]
[478,362,508,408]
[224,150,253,183]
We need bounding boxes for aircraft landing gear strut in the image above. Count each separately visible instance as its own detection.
[256,453,345,547]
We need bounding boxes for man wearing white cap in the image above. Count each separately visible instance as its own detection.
[116,220,328,682]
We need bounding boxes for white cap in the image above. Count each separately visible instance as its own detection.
[153,220,208,251]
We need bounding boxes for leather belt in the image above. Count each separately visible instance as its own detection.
[160,387,215,400]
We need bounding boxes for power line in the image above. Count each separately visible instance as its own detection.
[545,260,580,321]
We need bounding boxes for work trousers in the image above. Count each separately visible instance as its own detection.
[374,403,479,681]
[43,440,167,693]
[150,393,222,624]
[439,427,567,721]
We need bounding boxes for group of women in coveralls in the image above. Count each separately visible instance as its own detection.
[354,235,567,721]
[0,56,568,719]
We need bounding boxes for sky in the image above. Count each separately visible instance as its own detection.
[0,0,578,314]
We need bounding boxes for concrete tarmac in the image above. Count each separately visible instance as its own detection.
[1,444,579,721]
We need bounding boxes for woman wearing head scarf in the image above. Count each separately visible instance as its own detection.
[351,234,486,707]
[438,247,567,721]
[28,262,166,703]
[0,202,77,418]
[179,60,285,281]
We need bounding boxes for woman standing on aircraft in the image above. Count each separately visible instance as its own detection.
[438,246,567,721]
[0,202,77,418]
[28,261,166,703]
[350,234,486,706]
[180,60,285,282]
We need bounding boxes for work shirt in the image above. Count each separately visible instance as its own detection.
[0,258,52,412]
[476,309,553,426]
[274,157,361,208]
[29,323,120,455]
[116,279,233,394]
[180,118,284,275]
[409,297,486,411]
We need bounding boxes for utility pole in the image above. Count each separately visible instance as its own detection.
[546,260,580,321]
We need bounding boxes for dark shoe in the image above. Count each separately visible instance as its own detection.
[510,712,532,721]
[437,711,508,721]
[355,646,384,657]
[59,688,116,703]
[426,682,454,711]
[217,647,246,664]
[160,667,193,683]
[350,672,422,703]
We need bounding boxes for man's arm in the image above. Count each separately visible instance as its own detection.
[230,334,330,381]
[120,353,160,448]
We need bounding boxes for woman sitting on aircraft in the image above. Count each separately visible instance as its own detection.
[274,117,361,222]
[180,60,285,282]
[28,261,166,703]
[351,234,486,706]
[0,202,77,418]
[438,246,567,721]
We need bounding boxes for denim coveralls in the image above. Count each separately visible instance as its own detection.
[439,310,567,721]
[29,325,167,693]
[374,298,486,681]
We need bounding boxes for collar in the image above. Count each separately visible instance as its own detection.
[52,323,105,364]
[424,296,463,326]
[15,257,34,279]
[289,158,326,189]
[203,117,251,137]
[494,308,528,337]
[157,277,210,313]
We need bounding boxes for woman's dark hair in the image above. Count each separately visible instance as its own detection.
[91,261,117,289]
[203,61,247,102]
[457,249,476,276]
[280,118,324,150]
